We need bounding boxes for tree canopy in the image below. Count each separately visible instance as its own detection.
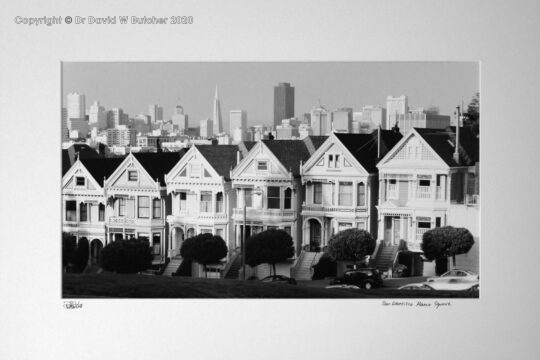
[245,229,294,276]
[100,238,153,274]
[463,92,479,135]
[73,237,89,273]
[62,232,77,270]
[421,226,475,271]
[180,233,228,277]
[327,229,376,262]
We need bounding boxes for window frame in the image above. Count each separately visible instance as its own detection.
[138,196,150,218]
[65,200,77,222]
[267,186,281,209]
[313,182,322,205]
[128,170,138,182]
[79,202,88,222]
[338,182,353,206]
[257,161,268,171]
[75,176,86,187]
[357,182,366,207]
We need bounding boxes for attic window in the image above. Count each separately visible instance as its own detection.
[257,161,268,171]
[76,177,85,186]
[128,171,138,181]
[204,168,212,177]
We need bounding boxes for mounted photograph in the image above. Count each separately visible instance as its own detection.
[61,62,480,298]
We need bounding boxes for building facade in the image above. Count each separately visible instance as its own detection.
[273,82,295,128]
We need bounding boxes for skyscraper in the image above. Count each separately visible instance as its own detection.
[89,101,107,130]
[311,106,332,136]
[332,108,353,133]
[200,119,214,138]
[213,85,222,134]
[273,82,295,128]
[171,103,188,131]
[149,104,163,124]
[229,110,247,141]
[111,108,125,128]
[386,95,408,129]
[67,93,86,120]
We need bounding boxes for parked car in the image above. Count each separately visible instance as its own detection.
[398,283,435,291]
[325,284,361,290]
[261,275,297,285]
[427,280,479,291]
[427,269,479,283]
[329,268,383,289]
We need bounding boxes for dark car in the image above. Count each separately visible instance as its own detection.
[329,268,383,289]
[261,275,297,285]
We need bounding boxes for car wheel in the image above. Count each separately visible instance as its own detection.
[364,281,373,290]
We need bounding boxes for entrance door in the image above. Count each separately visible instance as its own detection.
[384,217,392,245]
[90,239,103,265]
[309,219,321,252]
[392,218,401,245]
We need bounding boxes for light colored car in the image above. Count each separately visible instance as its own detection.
[427,280,479,291]
[427,269,479,283]
[398,283,435,291]
[325,284,361,290]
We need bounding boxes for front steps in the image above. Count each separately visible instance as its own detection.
[293,252,323,280]
[372,245,399,274]
[162,256,183,276]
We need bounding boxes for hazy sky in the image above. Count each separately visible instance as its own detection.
[62,62,478,129]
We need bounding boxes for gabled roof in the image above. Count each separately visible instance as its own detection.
[261,137,327,177]
[80,158,125,187]
[306,136,329,153]
[195,145,242,180]
[334,130,403,173]
[132,150,186,185]
[414,127,479,167]
[62,144,100,175]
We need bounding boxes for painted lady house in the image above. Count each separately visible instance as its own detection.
[296,130,402,279]
[163,142,255,277]
[103,151,186,269]
[62,156,124,266]
[229,137,326,278]
[375,126,479,275]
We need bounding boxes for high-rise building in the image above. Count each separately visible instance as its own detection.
[61,107,69,141]
[111,108,125,128]
[89,101,107,130]
[171,104,188,131]
[149,104,163,124]
[386,95,408,129]
[356,105,386,133]
[311,106,332,136]
[392,107,451,135]
[332,108,353,133]
[67,93,86,120]
[273,82,295,128]
[229,110,247,143]
[213,85,223,135]
[106,125,136,147]
[200,119,214,138]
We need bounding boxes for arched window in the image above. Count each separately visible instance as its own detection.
[216,192,224,213]
[284,188,292,209]
[357,182,366,206]
[79,202,88,222]
[98,203,105,222]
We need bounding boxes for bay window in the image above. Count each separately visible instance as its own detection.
[153,198,161,218]
[267,186,280,209]
[313,182,322,204]
[66,200,76,221]
[338,182,353,206]
[357,182,366,206]
[200,191,212,212]
[138,196,150,218]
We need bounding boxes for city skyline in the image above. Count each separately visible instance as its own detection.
[62,62,478,130]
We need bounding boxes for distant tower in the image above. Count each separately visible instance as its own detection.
[148,104,163,124]
[213,85,222,134]
[386,95,408,129]
[274,82,295,128]
[200,119,214,138]
[67,93,86,120]
[171,102,188,132]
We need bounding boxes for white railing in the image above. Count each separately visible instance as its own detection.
[416,186,431,199]
[109,216,164,226]
[416,228,429,242]
[232,208,296,218]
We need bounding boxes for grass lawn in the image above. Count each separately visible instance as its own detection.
[63,273,479,299]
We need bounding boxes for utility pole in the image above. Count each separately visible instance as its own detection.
[242,204,246,280]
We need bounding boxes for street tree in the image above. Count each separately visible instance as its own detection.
[181,233,227,277]
[100,238,152,274]
[327,228,376,264]
[463,92,479,136]
[246,229,294,276]
[421,226,475,274]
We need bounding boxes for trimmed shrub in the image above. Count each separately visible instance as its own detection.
[62,232,77,270]
[327,229,376,262]
[100,238,152,274]
[421,226,474,273]
[312,253,337,280]
[73,238,89,273]
[246,229,294,276]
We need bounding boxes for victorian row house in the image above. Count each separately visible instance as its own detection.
[62,126,479,277]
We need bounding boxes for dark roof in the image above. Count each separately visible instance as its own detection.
[62,144,99,175]
[133,150,186,185]
[237,141,257,158]
[335,130,403,173]
[195,145,242,180]
[414,127,479,167]
[262,140,313,177]
[80,158,125,186]
[307,136,328,152]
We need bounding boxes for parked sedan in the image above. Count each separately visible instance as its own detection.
[261,275,297,285]
[427,269,479,283]
[329,268,383,289]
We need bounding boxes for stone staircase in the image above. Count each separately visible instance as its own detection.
[162,256,183,276]
[223,254,242,279]
[372,245,399,274]
[293,251,323,280]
